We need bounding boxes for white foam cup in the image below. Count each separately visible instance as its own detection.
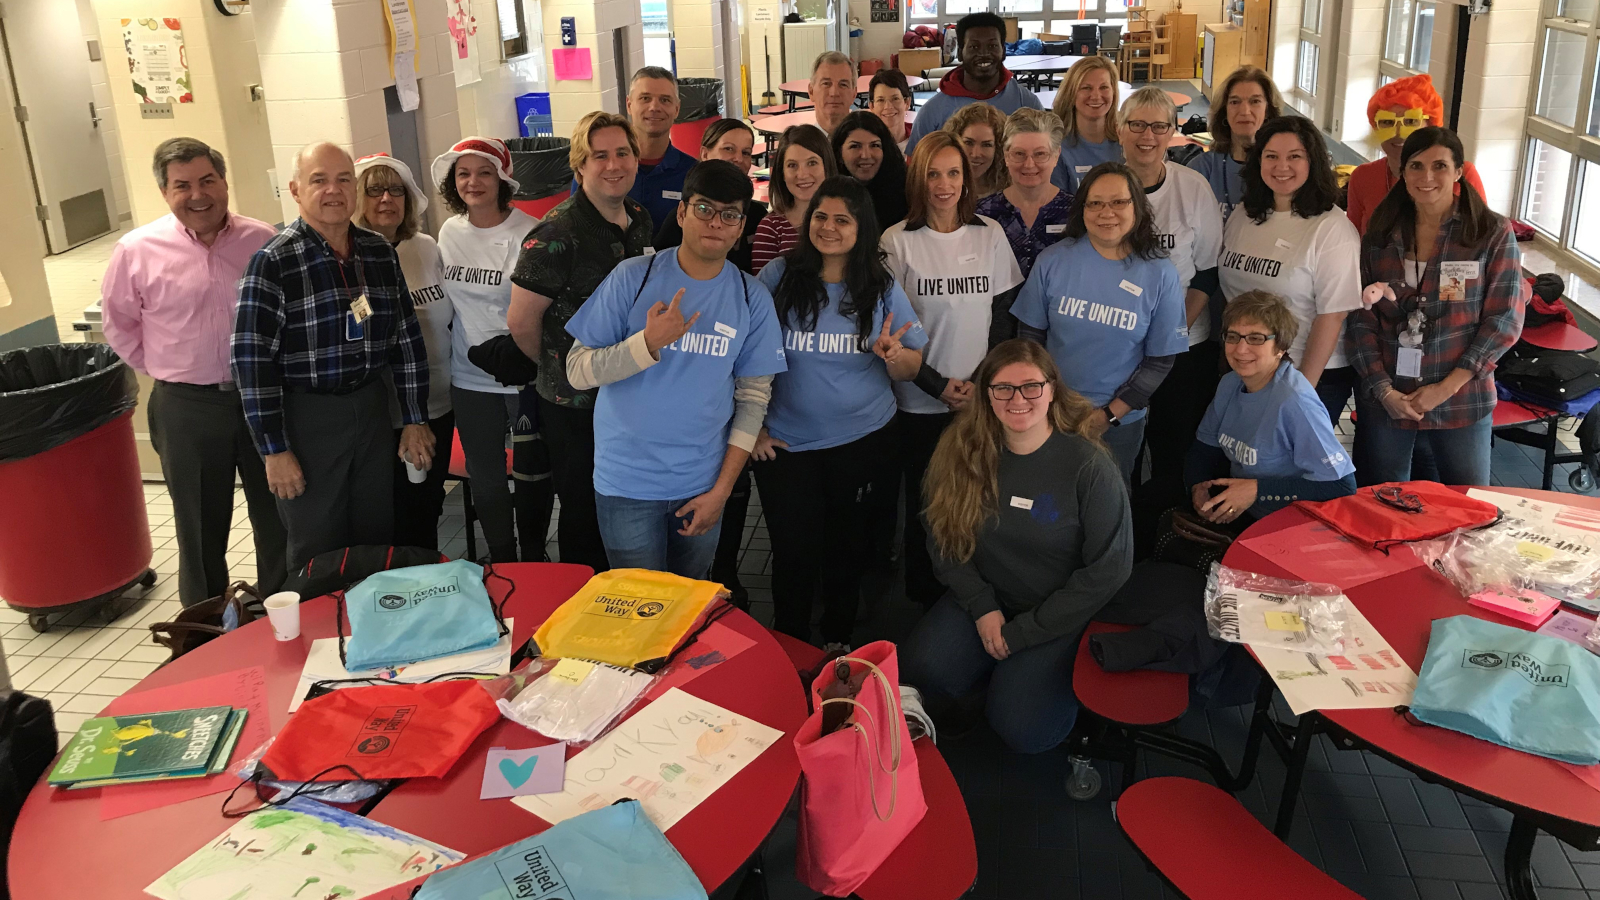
[263,591,302,641]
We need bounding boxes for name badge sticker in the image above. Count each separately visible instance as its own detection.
[642,246,657,255]
[1045,224,1067,234]
[662,190,683,200]
[1274,238,1293,251]
[713,321,737,338]
[1010,496,1034,510]
[350,295,373,324]
[1119,279,1143,297]
[1074,165,1092,174]
[1440,261,1481,282]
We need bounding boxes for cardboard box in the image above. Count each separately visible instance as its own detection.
[895,47,943,76]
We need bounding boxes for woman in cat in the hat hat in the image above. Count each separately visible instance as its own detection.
[433,137,551,563]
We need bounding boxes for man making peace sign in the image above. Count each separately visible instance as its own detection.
[565,160,788,578]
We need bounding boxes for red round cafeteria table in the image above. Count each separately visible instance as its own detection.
[9,562,807,899]
[1224,489,1600,900]
[753,108,916,135]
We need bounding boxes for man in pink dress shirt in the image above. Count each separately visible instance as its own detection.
[101,138,288,607]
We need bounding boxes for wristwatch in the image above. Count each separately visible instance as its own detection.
[1101,406,1122,427]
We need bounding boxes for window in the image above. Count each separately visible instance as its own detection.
[1297,40,1320,96]
[496,0,528,59]
[1520,0,1600,268]
[1380,0,1436,98]
[1302,0,1323,34]
[908,0,1132,31]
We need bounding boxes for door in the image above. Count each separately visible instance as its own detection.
[0,0,115,253]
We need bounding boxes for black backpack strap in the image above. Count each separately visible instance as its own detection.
[632,249,662,308]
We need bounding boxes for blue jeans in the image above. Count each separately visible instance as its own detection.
[594,493,723,578]
[1352,401,1493,487]
[1102,415,1147,489]
[899,596,1081,754]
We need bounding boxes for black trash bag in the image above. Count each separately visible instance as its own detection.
[0,343,136,463]
[677,77,724,122]
[504,137,573,201]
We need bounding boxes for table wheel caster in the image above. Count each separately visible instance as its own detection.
[1066,755,1102,801]
[138,569,157,589]
[1571,467,1596,493]
[26,614,49,634]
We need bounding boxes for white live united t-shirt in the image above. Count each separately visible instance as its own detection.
[1146,164,1225,346]
[1219,207,1363,368]
[440,207,538,394]
[880,216,1024,415]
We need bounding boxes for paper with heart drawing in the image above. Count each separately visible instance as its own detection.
[480,744,566,799]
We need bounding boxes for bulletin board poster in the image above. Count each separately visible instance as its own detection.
[447,0,482,86]
[870,0,900,23]
[121,18,191,104]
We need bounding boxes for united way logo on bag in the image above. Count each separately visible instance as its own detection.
[373,577,460,613]
[582,592,671,620]
[494,844,568,899]
[349,705,417,758]
[1462,649,1571,686]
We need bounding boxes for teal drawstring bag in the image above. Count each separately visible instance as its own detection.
[413,800,707,900]
[1409,615,1600,765]
[339,560,504,671]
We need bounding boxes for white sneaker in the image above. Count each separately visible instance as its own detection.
[899,685,936,744]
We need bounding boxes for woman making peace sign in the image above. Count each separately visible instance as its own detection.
[755,177,927,650]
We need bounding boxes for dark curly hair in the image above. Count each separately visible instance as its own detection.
[1240,116,1340,225]
[438,160,514,215]
[1065,162,1166,261]
[771,176,894,353]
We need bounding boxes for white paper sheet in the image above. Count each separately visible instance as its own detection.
[1254,604,1417,715]
[288,618,513,712]
[512,687,781,832]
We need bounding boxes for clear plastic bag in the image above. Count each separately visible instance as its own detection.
[232,737,387,803]
[1412,520,1600,608]
[1204,564,1350,655]
[493,657,657,746]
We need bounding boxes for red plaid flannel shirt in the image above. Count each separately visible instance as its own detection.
[1346,208,1527,430]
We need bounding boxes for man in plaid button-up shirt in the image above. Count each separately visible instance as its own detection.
[231,142,435,569]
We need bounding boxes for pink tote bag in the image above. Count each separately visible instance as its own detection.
[794,640,928,896]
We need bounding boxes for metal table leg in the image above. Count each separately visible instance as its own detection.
[1273,713,1319,838]
[1506,817,1540,900]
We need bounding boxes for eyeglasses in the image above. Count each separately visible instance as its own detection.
[364,185,408,198]
[1083,198,1134,213]
[1006,149,1056,166]
[1374,485,1424,514]
[1123,119,1174,135]
[1222,330,1277,345]
[988,381,1048,400]
[689,201,746,226]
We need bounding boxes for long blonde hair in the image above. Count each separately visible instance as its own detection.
[1052,56,1121,145]
[924,340,1103,562]
[943,102,1009,197]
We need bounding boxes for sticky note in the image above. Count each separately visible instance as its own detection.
[1265,611,1305,632]
[552,47,593,81]
[1517,541,1556,562]
[548,658,594,685]
[480,745,566,799]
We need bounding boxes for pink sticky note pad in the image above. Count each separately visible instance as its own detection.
[1468,586,1560,626]
[98,666,272,820]
[1538,610,1599,647]
[552,47,593,81]
[481,744,566,799]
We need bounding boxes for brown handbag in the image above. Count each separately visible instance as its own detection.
[148,581,266,664]
[1152,507,1248,573]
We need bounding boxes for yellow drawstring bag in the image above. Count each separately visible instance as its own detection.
[532,568,727,670]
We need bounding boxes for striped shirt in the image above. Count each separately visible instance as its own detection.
[231,218,429,455]
[750,211,800,274]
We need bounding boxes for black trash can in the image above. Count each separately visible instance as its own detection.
[677,77,725,122]
[505,137,573,201]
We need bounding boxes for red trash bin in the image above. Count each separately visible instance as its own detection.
[0,345,153,631]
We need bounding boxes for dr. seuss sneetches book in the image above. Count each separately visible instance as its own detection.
[48,705,238,786]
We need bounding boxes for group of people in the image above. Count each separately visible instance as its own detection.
[99,13,1528,755]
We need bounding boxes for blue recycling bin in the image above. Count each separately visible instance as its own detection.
[516,92,554,137]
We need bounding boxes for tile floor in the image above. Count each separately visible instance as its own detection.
[11,167,1600,900]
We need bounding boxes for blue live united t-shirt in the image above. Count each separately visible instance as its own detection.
[756,257,928,451]
[1010,238,1188,423]
[566,249,788,501]
[1197,361,1355,481]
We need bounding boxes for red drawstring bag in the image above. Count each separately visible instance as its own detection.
[1295,481,1501,551]
[794,640,927,896]
[260,680,499,782]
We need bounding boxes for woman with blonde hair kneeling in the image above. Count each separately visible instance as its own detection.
[899,339,1133,753]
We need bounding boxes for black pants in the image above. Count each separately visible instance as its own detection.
[755,425,896,645]
[1136,341,1222,552]
[391,412,455,552]
[148,381,288,607]
[279,380,394,571]
[537,396,609,573]
[896,410,954,607]
[710,464,752,601]
[512,386,555,562]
